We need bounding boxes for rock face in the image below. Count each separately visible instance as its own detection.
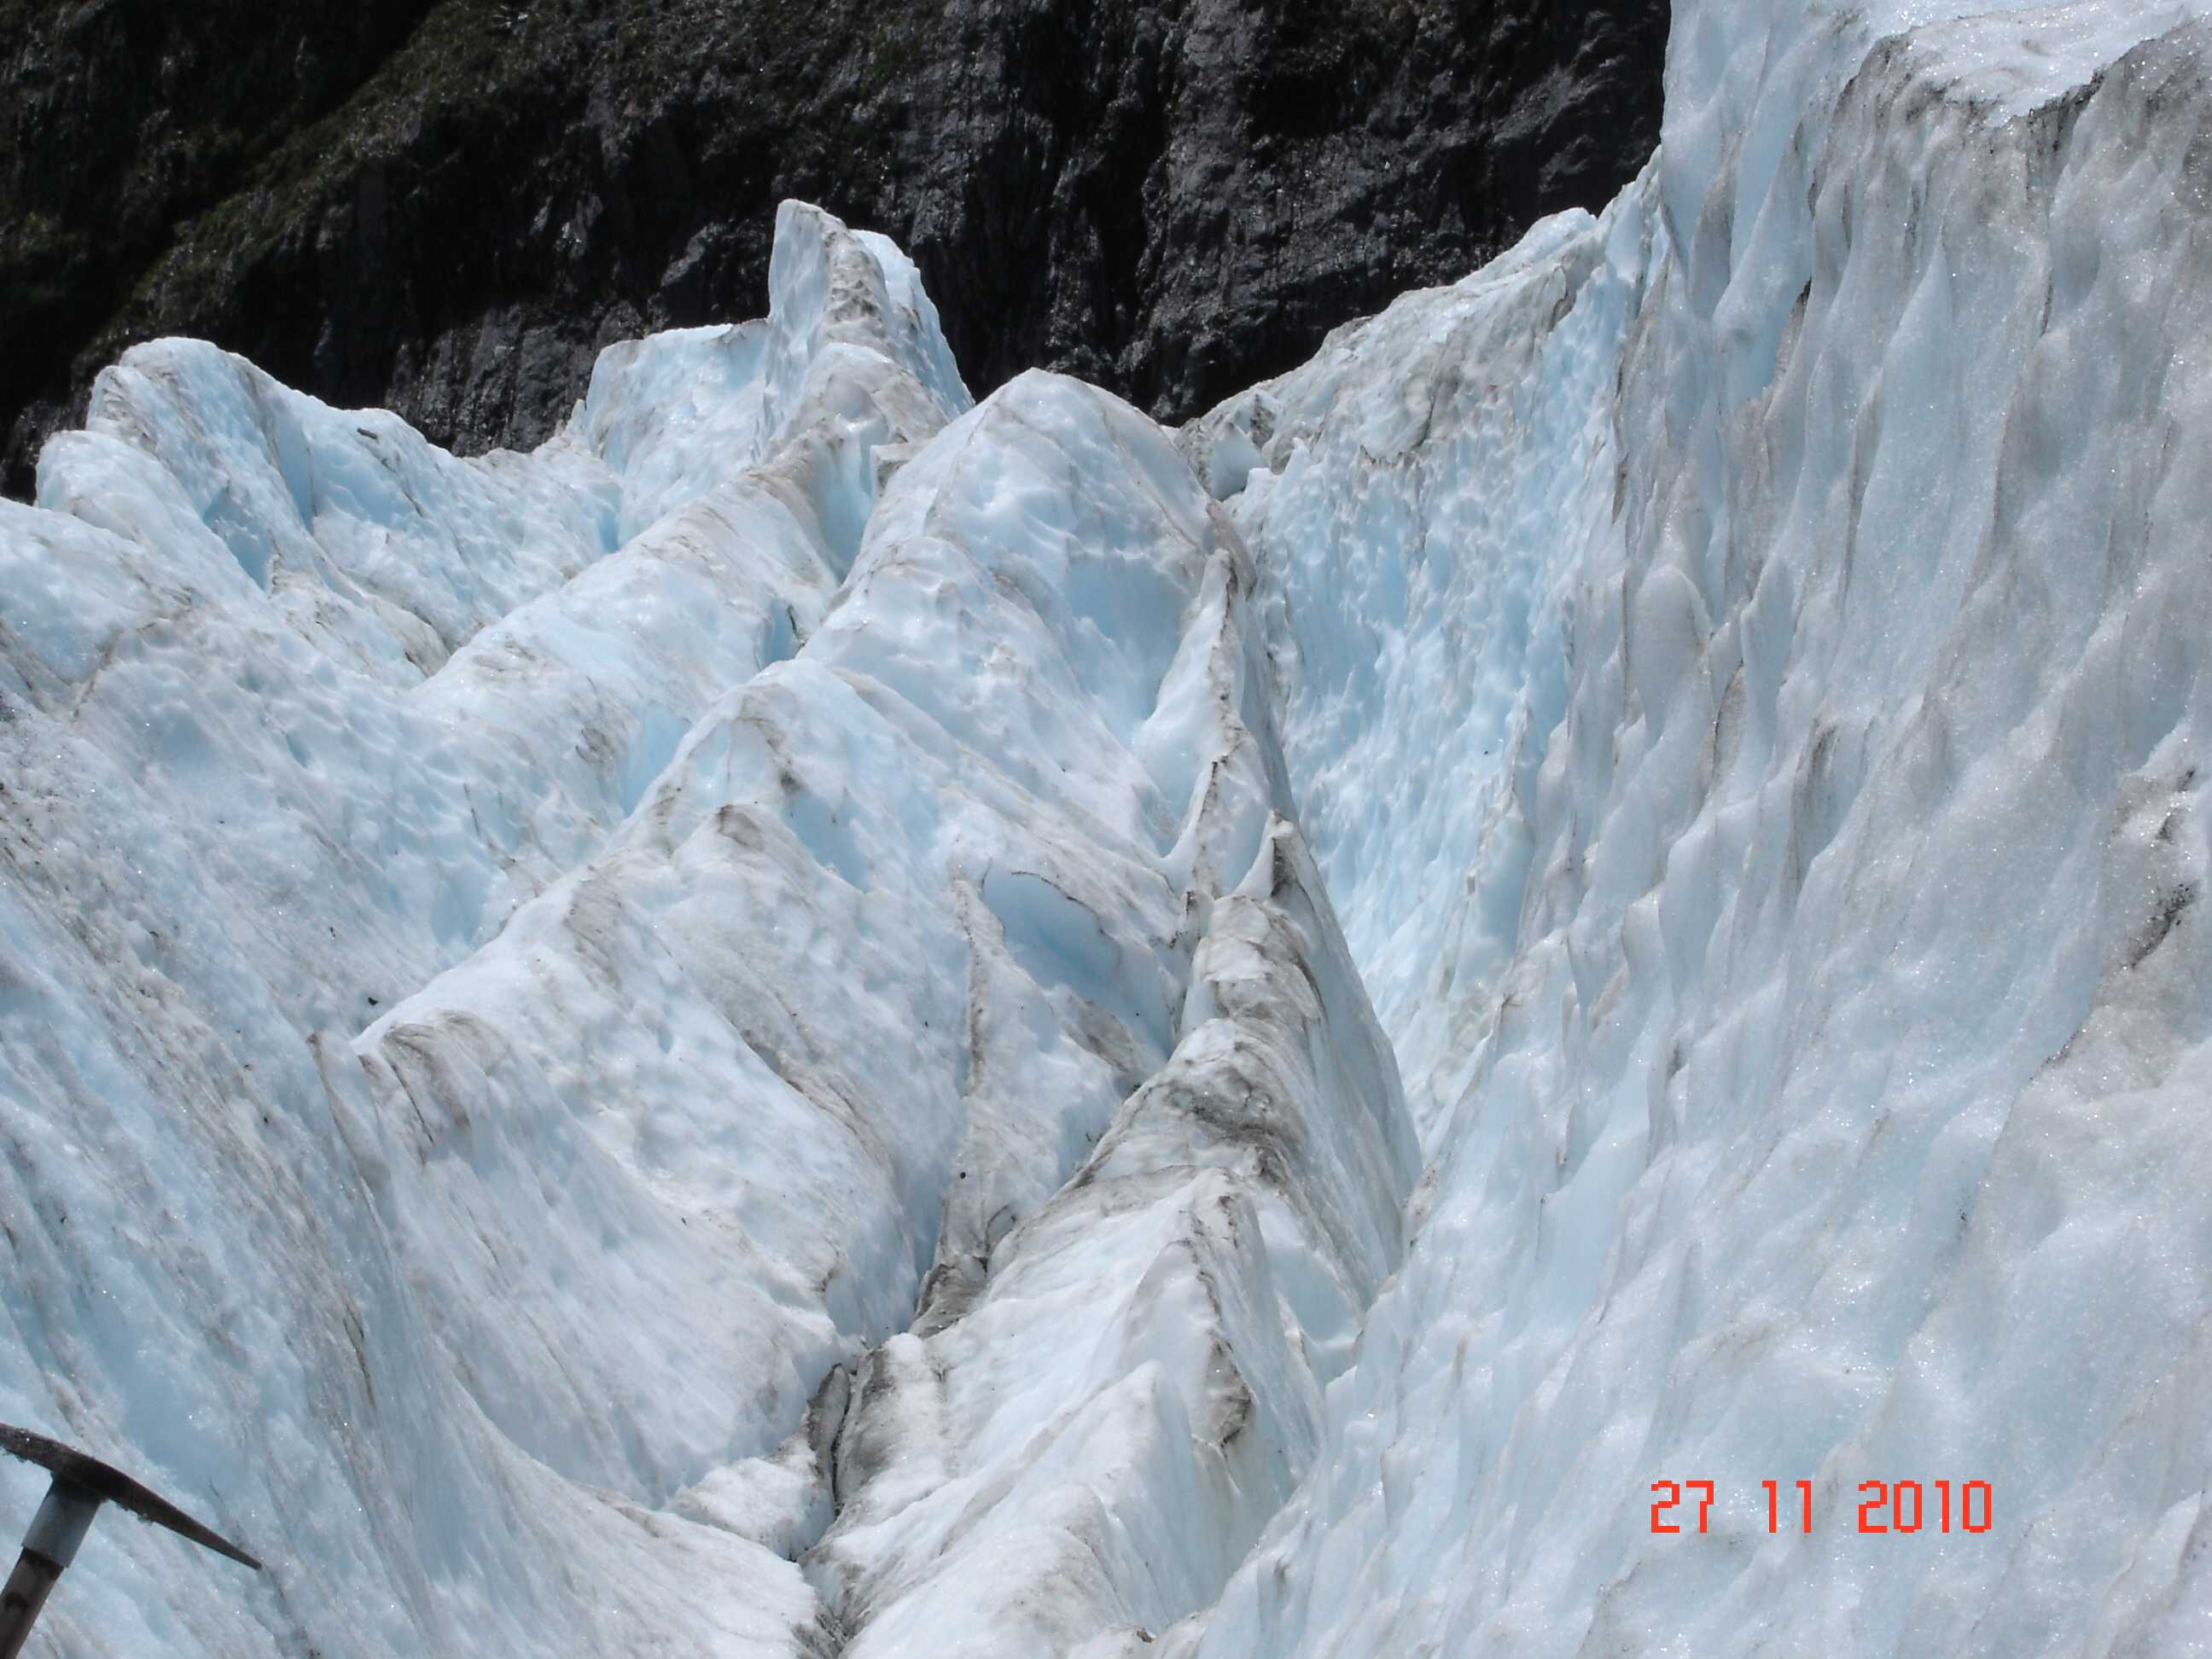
[0,0,1664,497]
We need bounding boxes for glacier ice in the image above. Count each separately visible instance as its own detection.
[6,0,2212,1653]
[1169,3,2212,1656]
[1,192,1418,1655]
[0,203,987,1655]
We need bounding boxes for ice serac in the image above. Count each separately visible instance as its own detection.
[1170,1,2212,1654]
[335,356,1417,1635]
[0,202,981,1656]
[0,185,1420,1656]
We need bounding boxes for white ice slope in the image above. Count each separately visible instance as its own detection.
[7,0,2212,1652]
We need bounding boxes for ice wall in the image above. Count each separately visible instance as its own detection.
[1172,1,2212,1653]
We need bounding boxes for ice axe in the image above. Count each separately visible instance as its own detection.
[0,1423,260,1658]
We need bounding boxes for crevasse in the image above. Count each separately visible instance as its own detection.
[5,0,2212,1655]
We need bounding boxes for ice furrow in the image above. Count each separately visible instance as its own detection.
[800,814,1417,1658]
[782,384,1418,1653]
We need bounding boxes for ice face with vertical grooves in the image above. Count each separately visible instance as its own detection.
[1179,206,1635,1148]
[1167,3,2212,1656]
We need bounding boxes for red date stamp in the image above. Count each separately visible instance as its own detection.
[1650,1479,1992,1534]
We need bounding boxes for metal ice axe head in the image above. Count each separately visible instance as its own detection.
[0,1423,260,1659]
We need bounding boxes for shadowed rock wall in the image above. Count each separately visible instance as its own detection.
[1,0,1663,495]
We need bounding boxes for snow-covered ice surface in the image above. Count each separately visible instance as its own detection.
[9,0,2212,1651]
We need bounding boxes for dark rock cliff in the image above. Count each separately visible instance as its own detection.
[1,0,1664,497]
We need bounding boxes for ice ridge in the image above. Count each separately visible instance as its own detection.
[0,199,1416,1656]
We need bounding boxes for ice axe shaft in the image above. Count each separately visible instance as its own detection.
[0,1424,259,1658]
[0,1479,98,1659]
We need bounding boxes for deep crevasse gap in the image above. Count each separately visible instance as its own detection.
[1165,3,2212,1654]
